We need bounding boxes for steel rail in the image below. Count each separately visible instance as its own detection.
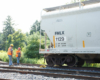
[0,69,100,80]
[0,66,100,79]
[0,61,100,79]
[0,78,14,80]
[0,66,100,76]
[0,62,41,67]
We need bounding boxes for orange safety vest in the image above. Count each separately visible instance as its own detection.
[16,50,21,57]
[7,47,12,55]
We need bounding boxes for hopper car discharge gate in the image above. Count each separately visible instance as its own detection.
[39,0,100,67]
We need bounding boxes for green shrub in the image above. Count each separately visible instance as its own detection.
[82,62,99,67]
[36,58,46,65]
[24,32,44,58]
[0,50,9,62]
[0,50,46,65]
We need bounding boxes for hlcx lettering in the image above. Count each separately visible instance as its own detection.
[55,31,64,35]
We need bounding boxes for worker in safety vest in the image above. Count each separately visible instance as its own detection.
[16,47,21,65]
[7,44,14,66]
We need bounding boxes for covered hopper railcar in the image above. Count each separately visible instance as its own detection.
[39,0,100,67]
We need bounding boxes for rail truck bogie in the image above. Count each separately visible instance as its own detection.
[39,0,100,67]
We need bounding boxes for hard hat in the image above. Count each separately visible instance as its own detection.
[18,47,21,50]
[10,44,14,47]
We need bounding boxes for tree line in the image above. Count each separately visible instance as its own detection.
[0,16,45,58]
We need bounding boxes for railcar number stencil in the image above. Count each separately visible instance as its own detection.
[55,37,66,41]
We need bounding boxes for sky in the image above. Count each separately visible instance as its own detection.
[0,0,72,33]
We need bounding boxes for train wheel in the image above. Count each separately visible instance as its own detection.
[65,55,78,67]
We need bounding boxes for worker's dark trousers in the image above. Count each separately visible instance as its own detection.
[17,57,20,64]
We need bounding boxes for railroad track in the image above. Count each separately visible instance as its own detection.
[0,79,13,80]
[0,61,100,79]
[0,61,41,67]
[0,65,100,80]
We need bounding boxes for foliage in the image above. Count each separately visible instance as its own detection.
[0,33,3,50]
[30,20,44,36]
[25,32,29,37]
[82,62,99,67]
[0,50,46,65]
[0,16,49,60]
[7,29,26,49]
[21,58,46,65]
[24,32,44,58]
[30,20,40,34]
[0,50,9,62]
[0,49,18,62]
[3,16,15,36]
[2,16,15,50]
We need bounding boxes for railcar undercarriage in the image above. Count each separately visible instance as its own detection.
[45,54,100,67]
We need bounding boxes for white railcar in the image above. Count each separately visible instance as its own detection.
[40,0,100,67]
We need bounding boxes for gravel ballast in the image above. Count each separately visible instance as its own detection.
[0,64,78,80]
[0,72,77,80]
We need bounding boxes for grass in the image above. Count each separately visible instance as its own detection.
[20,58,46,65]
[82,62,100,68]
[0,50,46,65]
[0,50,9,62]
[1,50,100,67]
